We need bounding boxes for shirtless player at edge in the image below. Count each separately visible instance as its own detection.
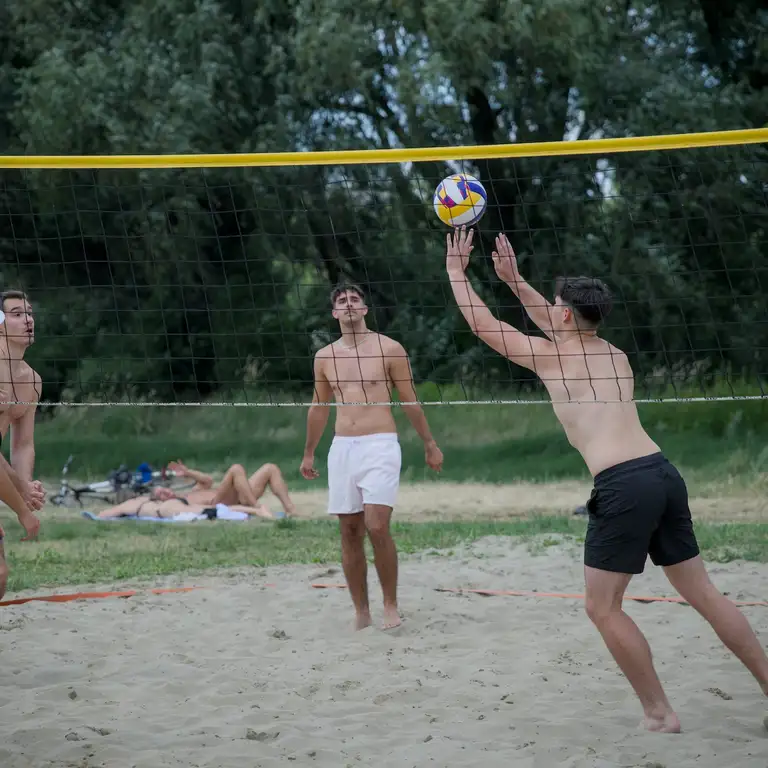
[301,283,444,631]
[445,226,768,733]
[0,291,44,600]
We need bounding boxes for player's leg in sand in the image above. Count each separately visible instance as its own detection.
[247,464,297,517]
[337,512,371,630]
[584,566,681,733]
[0,533,7,601]
[355,435,402,630]
[653,460,768,704]
[364,504,400,629]
[663,555,768,697]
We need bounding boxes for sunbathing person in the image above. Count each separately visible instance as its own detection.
[158,460,297,518]
[90,495,274,521]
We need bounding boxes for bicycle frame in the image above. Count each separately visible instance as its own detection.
[50,456,179,508]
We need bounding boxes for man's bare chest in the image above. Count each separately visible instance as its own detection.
[325,355,390,389]
[0,377,36,405]
[0,367,38,432]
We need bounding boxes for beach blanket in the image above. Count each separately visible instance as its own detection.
[81,503,285,523]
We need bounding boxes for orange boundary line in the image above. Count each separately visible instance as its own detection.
[0,583,283,608]
[310,583,768,607]
[0,586,206,607]
[4,582,765,609]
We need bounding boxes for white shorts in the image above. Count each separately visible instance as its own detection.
[327,433,402,515]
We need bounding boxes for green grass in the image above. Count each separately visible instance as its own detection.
[5,516,768,595]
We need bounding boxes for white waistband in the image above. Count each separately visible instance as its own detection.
[332,432,398,444]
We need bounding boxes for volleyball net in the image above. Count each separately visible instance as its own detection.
[0,127,766,407]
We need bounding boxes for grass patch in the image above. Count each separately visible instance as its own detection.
[5,516,768,595]
[23,394,768,488]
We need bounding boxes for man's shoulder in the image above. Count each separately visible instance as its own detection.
[314,343,336,359]
[375,334,406,355]
[24,363,42,392]
[28,365,42,387]
[313,344,339,375]
[593,339,628,361]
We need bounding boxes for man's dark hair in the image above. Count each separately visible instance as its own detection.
[554,276,613,327]
[330,282,366,306]
[1,290,29,310]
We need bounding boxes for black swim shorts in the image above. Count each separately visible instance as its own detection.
[584,452,700,575]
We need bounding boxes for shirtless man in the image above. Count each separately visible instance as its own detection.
[0,291,43,600]
[445,226,768,732]
[151,459,296,519]
[301,283,444,631]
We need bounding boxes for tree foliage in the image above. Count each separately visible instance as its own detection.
[0,0,766,403]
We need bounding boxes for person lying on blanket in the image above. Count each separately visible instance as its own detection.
[154,460,296,519]
[91,496,274,521]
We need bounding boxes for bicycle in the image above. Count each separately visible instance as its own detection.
[50,456,181,509]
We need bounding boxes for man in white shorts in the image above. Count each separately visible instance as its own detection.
[301,283,444,631]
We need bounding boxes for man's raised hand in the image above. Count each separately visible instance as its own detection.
[446,225,475,274]
[167,460,189,477]
[491,234,520,285]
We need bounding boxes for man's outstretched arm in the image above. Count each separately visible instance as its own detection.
[446,228,551,371]
[491,234,556,341]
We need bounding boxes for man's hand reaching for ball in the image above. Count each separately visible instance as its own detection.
[446,225,475,275]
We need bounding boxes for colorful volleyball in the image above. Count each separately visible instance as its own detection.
[433,173,488,227]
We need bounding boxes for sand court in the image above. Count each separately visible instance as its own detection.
[1,536,767,767]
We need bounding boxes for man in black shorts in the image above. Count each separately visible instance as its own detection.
[445,227,768,732]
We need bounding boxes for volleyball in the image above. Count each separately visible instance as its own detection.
[433,173,488,227]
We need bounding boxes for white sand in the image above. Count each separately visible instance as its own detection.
[1,536,767,767]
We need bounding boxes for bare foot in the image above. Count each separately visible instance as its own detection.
[643,711,681,733]
[382,605,402,631]
[354,612,372,631]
